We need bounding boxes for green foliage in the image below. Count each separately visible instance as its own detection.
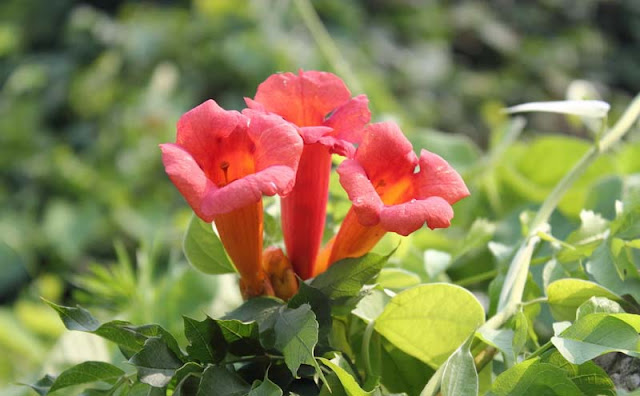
[183,215,235,275]
[374,284,485,367]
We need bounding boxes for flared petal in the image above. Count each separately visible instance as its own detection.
[244,109,303,180]
[337,159,383,226]
[176,100,247,176]
[201,165,297,216]
[250,70,352,126]
[379,196,454,235]
[414,150,470,204]
[355,122,418,184]
[325,94,371,144]
[160,143,218,222]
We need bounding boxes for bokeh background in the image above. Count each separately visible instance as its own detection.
[2,0,640,394]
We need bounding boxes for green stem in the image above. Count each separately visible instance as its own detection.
[295,0,363,93]
[361,320,376,379]
[455,269,498,287]
[490,93,640,327]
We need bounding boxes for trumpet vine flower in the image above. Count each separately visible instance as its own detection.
[247,70,370,279]
[315,121,470,274]
[160,100,303,298]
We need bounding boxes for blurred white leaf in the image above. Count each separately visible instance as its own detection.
[505,100,610,118]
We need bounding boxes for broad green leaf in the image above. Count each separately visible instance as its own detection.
[576,297,624,319]
[586,242,640,302]
[610,202,640,239]
[489,359,582,395]
[129,337,183,387]
[441,336,477,396]
[249,378,283,396]
[127,383,167,396]
[183,214,235,275]
[183,316,226,364]
[375,284,485,367]
[318,357,371,396]
[539,350,615,396]
[273,304,320,377]
[49,361,124,393]
[319,373,348,396]
[505,100,610,118]
[546,278,621,321]
[410,128,481,173]
[197,365,250,396]
[376,268,420,290]
[551,313,640,364]
[310,252,389,300]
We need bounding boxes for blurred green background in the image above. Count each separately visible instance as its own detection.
[1,0,639,393]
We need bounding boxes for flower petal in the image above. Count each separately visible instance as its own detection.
[414,150,470,204]
[201,165,297,216]
[379,196,454,235]
[176,100,247,176]
[355,122,418,184]
[251,70,352,126]
[325,94,371,144]
[160,143,218,222]
[337,159,384,226]
[244,109,303,178]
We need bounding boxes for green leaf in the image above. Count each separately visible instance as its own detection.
[551,313,640,364]
[423,249,452,280]
[249,378,283,396]
[546,278,622,321]
[441,336,477,396]
[273,304,321,377]
[43,299,100,331]
[310,252,389,300]
[216,319,262,356]
[184,316,226,364]
[475,328,515,367]
[49,361,125,393]
[223,297,283,323]
[375,284,485,367]
[539,350,615,396]
[21,374,55,396]
[489,358,582,395]
[288,282,332,337]
[352,288,391,323]
[183,214,235,275]
[127,383,167,396]
[129,337,183,387]
[586,242,640,302]
[376,268,420,290]
[318,357,371,396]
[173,362,203,396]
[576,297,624,319]
[197,365,250,396]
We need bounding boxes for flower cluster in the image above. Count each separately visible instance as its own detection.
[161,70,469,300]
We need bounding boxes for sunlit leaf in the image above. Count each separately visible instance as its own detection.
[183,214,235,275]
[375,284,485,367]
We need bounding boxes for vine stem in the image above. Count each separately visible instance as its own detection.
[294,0,363,93]
[489,93,640,330]
[361,320,376,379]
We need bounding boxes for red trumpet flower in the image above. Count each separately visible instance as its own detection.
[315,121,470,274]
[247,70,370,279]
[160,100,303,297]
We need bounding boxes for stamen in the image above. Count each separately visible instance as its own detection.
[220,161,230,183]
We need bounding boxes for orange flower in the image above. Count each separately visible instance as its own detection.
[315,121,469,274]
[160,100,303,297]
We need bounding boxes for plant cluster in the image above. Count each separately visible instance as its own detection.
[25,74,640,395]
